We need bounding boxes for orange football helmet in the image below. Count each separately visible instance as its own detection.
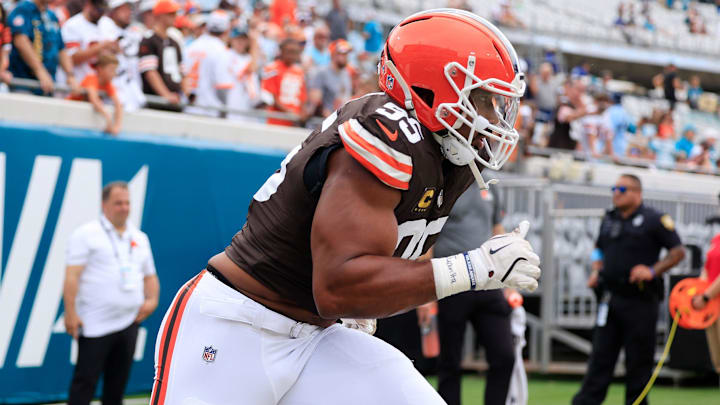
[378,8,526,188]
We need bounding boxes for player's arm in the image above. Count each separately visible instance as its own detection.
[311,149,539,319]
[63,265,84,338]
[311,148,437,319]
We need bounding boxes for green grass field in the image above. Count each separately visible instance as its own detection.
[426,375,719,405]
[52,375,719,404]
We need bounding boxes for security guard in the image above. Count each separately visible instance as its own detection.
[572,174,685,405]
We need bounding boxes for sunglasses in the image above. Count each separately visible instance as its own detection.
[611,186,632,193]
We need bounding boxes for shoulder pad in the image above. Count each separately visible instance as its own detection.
[338,115,413,190]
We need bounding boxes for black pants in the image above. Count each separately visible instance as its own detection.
[572,294,659,405]
[437,290,514,405]
[68,322,139,405]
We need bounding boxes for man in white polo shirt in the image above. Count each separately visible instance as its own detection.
[63,181,159,405]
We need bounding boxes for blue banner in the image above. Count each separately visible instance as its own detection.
[0,122,286,403]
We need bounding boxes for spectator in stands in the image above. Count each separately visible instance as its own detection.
[325,0,347,41]
[675,124,697,162]
[260,37,306,126]
[577,93,613,159]
[663,63,680,109]
[227,27,261,122]
[302,23,329,71]
[8,0,79,95]
[64,181,159,405]
[547,79,589,150]
[308,38,351,119]
[68,51,123,134]
[687,74,702,110]
[61,0,117,84]
[649,112,677,169]
[98,0,146,112]
[0,2,12,85]
[136,0,155,34]
[362,11,382,56]
[529,62,560,146]
[138,0,186,111]
[492,0,525,29]
[570,61,591,80]
[186,10,234,118]
[606,92,633,157]
[269,0,296,28]
[688,137,718,172]
[648,73,665,99]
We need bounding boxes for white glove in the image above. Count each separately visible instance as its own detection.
[340,318,377,335]
[431,220,541,299]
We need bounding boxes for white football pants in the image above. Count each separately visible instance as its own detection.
[150,270,445,405]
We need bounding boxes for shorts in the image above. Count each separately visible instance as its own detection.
[150,270,445,405]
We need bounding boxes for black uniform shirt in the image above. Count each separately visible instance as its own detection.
[596,203,682,298]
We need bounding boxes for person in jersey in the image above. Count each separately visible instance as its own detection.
[184,10,233,117]
[61,0,119,85]
[150,9,539,405]
[138,0,184,111]
[260,36,307,126]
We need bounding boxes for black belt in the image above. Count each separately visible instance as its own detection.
[206,263,241,293]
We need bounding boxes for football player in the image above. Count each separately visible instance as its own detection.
[150,8,540,405]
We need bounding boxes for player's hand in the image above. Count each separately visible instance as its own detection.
[629,265,653,284]
[471,220,541,291]
[65,312,82,339]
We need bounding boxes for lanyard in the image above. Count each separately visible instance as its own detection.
[102,221,132,263]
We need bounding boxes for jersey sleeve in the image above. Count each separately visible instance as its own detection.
[337,113,413,190]
[8,6,32,38]
[138,37,158,73]
[260,64,279,105]
[652,212,682,250]
[60,19,83,53]
[212,50,234,90]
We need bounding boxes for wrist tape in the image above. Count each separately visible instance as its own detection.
[431,252,478,300]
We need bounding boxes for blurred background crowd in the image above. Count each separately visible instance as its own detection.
[1,0,720,173]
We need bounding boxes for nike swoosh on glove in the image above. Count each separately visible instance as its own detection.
[471,220,541,291]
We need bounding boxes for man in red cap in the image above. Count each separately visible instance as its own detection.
[138,0,185,111]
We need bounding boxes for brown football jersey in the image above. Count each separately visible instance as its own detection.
[226,92,475,314]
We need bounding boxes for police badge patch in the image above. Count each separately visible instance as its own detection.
[202,346,217,363]
[660,214,675,231]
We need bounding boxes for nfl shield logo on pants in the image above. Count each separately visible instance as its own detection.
[202,346,217,363]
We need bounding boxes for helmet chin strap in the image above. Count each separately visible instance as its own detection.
[469,160,498,190]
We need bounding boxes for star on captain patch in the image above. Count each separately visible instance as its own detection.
[202,346,217,363]
[660,214,675,231]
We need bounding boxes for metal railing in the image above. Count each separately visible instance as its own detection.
[493,180,718,375]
